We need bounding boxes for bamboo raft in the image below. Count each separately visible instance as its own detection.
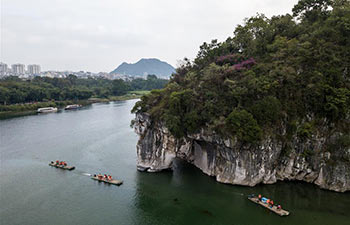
[248,196,290,216]
[49,162,75,170]
[91,176,123,186]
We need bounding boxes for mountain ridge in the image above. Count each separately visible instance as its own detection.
[110,58,175,78]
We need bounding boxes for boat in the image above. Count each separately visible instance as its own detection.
[49,162,75,170]
[37,107,58,113]
[91,175,123,186]
[65,104,82,110]
[248,196,290,216]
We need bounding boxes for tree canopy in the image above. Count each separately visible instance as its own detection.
[133,0,350,145]
[0,75,168,105]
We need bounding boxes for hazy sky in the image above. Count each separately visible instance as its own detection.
[1,0,298,72]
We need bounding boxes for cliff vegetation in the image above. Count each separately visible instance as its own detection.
[133,0,350,152]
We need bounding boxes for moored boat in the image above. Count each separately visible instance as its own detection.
[65,104,82,110]
[248,195,290,216]
[49,162,75,170]
[91,174,123,186]
[37,107,58,113]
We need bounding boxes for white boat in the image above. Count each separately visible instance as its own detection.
[65,104,82,110]
[37,107,58,113]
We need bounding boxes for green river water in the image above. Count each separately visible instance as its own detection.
[0,99,349,225]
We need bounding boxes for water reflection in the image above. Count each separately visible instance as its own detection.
[134,159,350,225]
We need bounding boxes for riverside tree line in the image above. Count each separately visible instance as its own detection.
[0,75,168,105]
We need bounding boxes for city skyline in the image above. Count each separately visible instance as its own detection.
[0,61,140,80]
[1,0,298,72]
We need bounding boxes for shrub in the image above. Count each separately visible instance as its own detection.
[225,109,262,143]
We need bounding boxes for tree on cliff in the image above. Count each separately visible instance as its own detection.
[132,0,350,149]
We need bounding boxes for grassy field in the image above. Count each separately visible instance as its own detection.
[108,90,150,101]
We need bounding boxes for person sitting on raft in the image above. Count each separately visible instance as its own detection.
[56,160,59,165]
[270,200,274,208]
[107,175,112,181]
[97,174,103,180]
[277,205,282,210]
[258,194,262,201]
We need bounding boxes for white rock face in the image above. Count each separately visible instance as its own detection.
[134,113,350,192]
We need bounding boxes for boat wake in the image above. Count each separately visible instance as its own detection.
[82,173,91,176]
[71,169,92,176]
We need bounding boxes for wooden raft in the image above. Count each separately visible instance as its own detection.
[49,163,75,170]
[248,197,290,216]
[91,176,123,186]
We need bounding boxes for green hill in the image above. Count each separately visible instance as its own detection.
[110,58,175,78]
[133,0,350,147]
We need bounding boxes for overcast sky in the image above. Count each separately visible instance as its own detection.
[1,0,298,72]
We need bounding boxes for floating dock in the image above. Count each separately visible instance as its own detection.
[91,176,123,186]
[248,196,290,216]
[49,162,75,170]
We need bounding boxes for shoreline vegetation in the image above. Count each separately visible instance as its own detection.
[0,74,166,119]
[0,90,149,119]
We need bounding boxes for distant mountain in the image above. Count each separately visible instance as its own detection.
[110,58,175,78]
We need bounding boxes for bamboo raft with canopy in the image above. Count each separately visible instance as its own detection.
[49,162,75,170]
[248,196,290,216]
[91,176,123,186]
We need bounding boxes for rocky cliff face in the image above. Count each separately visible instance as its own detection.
[134,113,350,192]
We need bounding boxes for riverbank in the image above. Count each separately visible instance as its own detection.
[89,91,150,102]
[0,90,148,119]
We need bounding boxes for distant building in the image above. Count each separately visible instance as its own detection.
[0,62,8,76]
[12,64,25,75]
[27,64,41,75]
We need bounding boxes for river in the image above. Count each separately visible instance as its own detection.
[0,99,349,225]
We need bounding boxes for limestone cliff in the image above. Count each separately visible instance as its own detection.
[134,113,350,192]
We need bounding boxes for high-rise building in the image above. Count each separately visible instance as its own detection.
[27,64,41,75]
[11,64,25,75]
[0,62,8,76]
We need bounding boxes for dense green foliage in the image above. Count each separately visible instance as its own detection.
[0,75,168,105]
[133,0,350,144]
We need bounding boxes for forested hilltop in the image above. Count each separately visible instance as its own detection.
[0,75,167,105]
[133,0,350,146]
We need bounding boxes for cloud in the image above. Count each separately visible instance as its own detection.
[1,0,298,72]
